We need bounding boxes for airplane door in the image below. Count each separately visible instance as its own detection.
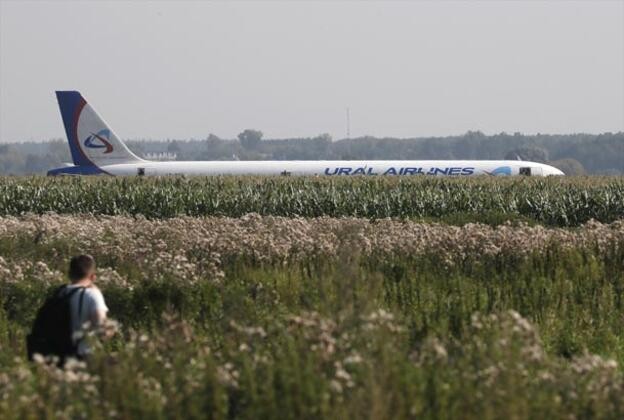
[519,167,542,176]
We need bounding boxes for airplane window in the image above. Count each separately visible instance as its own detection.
[137,168,146,176]
[519,167,531,176]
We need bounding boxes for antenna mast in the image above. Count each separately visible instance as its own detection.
[346,107,351,139]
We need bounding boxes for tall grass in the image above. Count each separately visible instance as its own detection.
[0,176,622,225]
[1,216,624,418]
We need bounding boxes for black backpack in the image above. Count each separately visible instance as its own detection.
[27,285,86,364]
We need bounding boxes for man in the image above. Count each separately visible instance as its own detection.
[28,254,109,363]
[65,254,109,357]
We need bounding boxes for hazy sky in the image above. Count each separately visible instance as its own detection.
[1,1,623,142]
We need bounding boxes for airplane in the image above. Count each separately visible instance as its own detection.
[48,91,565,177]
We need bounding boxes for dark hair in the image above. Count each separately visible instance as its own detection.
[68,255,96,282]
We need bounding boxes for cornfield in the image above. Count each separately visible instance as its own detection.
[0,176,622,225]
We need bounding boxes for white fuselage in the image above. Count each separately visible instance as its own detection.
[96,160,565,176]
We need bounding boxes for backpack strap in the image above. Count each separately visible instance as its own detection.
[56,285,82,300]
[53,284,69,298]
[78,288,86,321]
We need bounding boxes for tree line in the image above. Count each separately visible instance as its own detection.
[0,131,622,175]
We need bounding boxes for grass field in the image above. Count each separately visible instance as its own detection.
[0,177,623,419]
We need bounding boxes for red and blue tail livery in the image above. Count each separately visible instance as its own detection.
[53,91,143,175]
[49,91,565,176]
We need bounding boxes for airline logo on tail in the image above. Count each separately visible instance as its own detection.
[84,129,113,154]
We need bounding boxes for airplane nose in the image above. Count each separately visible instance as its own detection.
[546,166,565,176]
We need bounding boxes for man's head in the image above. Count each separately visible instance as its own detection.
[68,254,96,283]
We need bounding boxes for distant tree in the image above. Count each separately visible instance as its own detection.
[549,158,586,175]
[167,141,181,153]
[595,168,622,176]
[504,146,549,163]
[24,154,50,174]
[315,133,332,143]
[0,145,25,174]
[128,141,146,156]
[238,129,263,150]
[464,130,486,140]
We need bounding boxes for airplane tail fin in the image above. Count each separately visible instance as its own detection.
[55,91,143,167]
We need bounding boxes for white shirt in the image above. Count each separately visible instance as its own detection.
[64,284,109,355]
